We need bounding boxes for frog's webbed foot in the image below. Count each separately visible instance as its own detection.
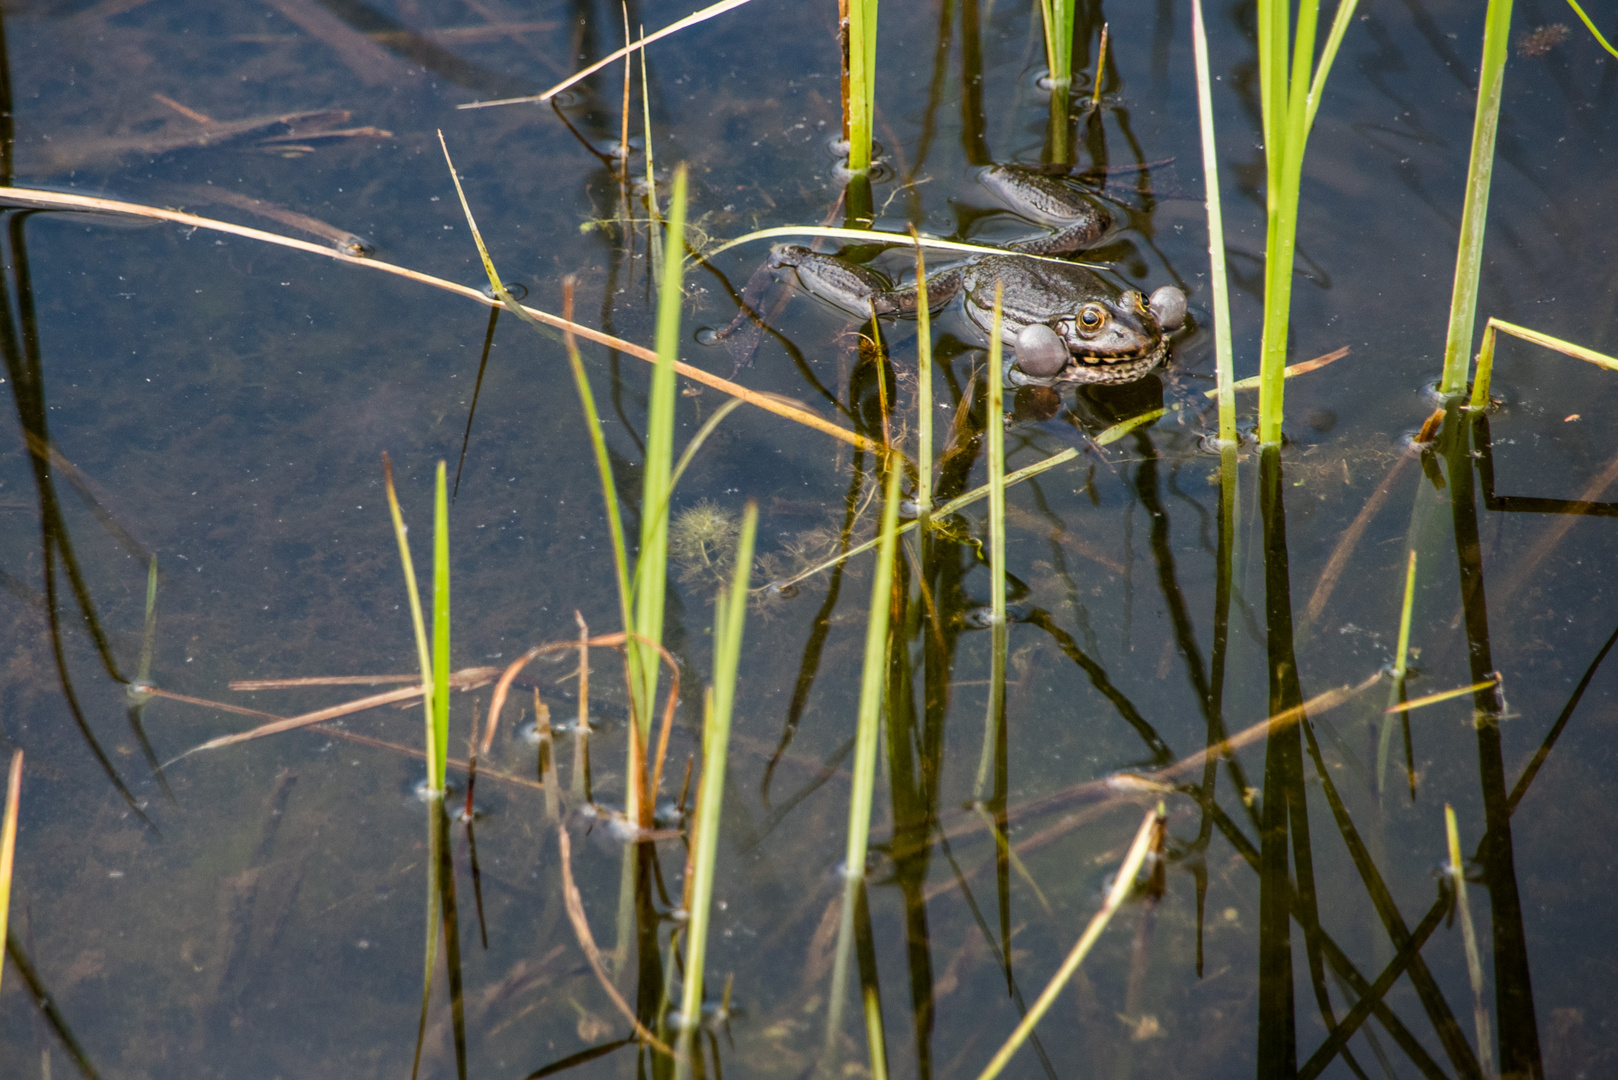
[703,256,783,372]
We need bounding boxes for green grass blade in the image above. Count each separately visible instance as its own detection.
[631,164,690,756]
[383,454,438,793]
[1563,0,1618,59]
[975,286,1007,801]
[986,288,1006,627]
[705,225,1103,266]
[846,461,902,887]
[823,459,904,1072]
[561,308,636,643]
[675,503,757,1078]
[845,0,878,173]
[1192,0,1236,444]
[973,808,1162,1080]
[1439,0,1515,396]
[0,751,21,1000]
[432,461,451,792]
[766,448,1083,593]
[1306,0,1364,133]
[911,230,933,523]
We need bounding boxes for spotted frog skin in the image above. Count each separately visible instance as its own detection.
[733,165,1186,386]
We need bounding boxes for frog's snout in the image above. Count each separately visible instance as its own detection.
[1149,286,1187,332]
[1013,323,1070,378]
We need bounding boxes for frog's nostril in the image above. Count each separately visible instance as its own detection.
[1149,286,1187,331]
[1014,323,1069,377]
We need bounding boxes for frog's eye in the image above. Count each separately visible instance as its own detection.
[1078,304,1108,332]
[1135,292,1152,315]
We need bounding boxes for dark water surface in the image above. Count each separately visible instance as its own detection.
[1,1,1616,1077]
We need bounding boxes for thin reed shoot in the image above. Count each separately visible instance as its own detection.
[823,459,904,1075]
[843,0,879,174]
[383,454,444,793]
[1037,0,1077,87]
[1191,0,1236,444]
[675,503,757,1078]
[1089,22,1108,110]
[911,229,933,523]
[1255,0,1361,443]
[1439,0,1515,398]
[629,163,691,810]
[974,286,1006,802]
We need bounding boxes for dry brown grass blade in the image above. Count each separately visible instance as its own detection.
[458,0,756,108]
[151,686,549,792]
[0,185,879,454]
[169,666,503,761]
[1202,346,1352,397]
[230,674,420,690]
[480,634,627,755]
[557,826,677,1057]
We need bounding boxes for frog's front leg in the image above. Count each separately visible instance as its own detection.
[979,165,1115,255]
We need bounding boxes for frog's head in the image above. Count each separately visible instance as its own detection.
[1011,285,1183,386]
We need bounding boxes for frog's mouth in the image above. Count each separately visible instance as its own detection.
[1058,339,1169,384]
[1003,339,1167,388]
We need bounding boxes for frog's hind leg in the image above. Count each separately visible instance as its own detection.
[703,255,787,372]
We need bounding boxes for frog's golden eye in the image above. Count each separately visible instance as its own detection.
[1079,304,1108,332]
[1135,292,1152,315]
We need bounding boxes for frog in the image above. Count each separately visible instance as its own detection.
[710,165,1186,387]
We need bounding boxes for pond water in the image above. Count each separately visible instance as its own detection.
[1,1,1616,1078]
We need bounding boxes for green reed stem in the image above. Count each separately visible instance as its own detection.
[911,230,933,525]
[975,287,1007,801]
[431,462,450,793]
[1038,0,1077,86]
[561,314,635,643]
[974,807,1162,1080]
[383,454,439,794]
[1563,0,1618,58]
[844,0,878,173]
[1256,0,1360,444]
[823,459,904,1075]
[0,750,21,1000]
[631,164,689,764]
[676,503,757,1078]
[1439,0,1514,397]
[1192,0,1236,444]
[1445,805,1496,1080]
